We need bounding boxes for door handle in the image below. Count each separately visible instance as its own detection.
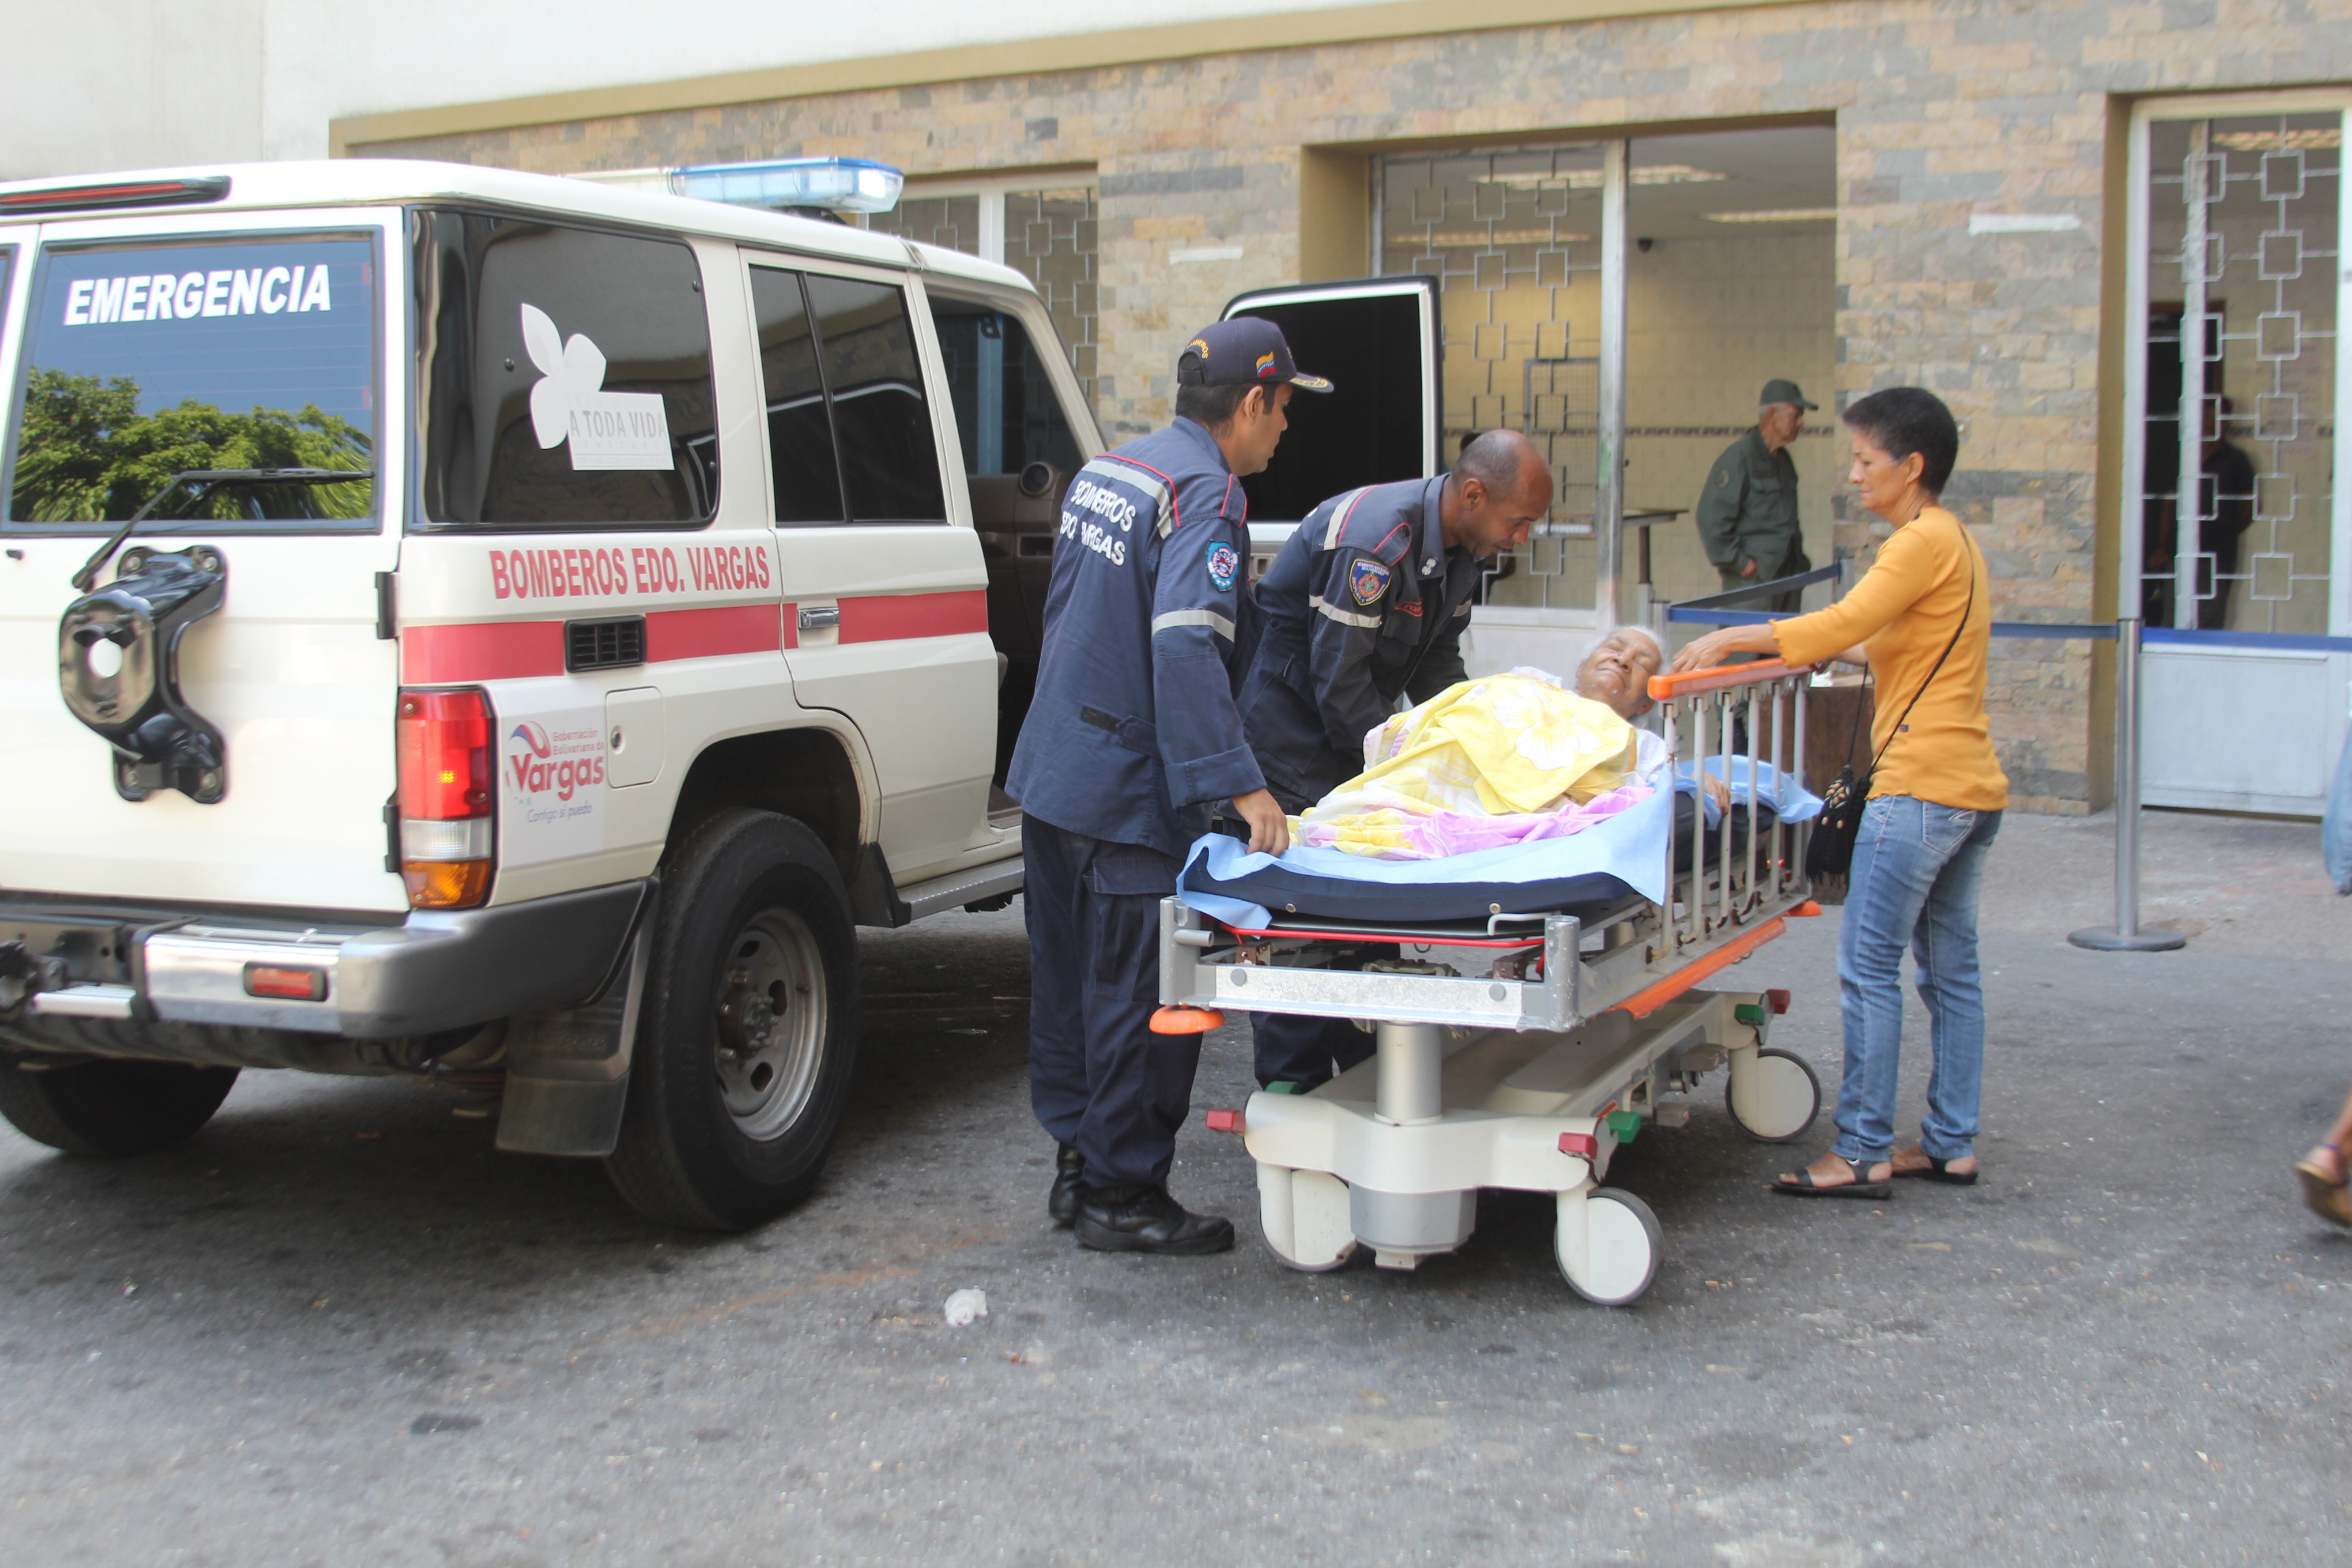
[797,605,840,632]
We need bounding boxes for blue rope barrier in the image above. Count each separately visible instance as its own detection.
[1663,609,2352,652]
[2142,626,2352,654]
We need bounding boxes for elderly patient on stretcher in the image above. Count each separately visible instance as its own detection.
[1286,627,1741,862]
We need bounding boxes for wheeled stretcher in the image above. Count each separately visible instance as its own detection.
[1159,660,1827,1303]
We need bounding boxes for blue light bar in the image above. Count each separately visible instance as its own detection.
[668,158,904,215]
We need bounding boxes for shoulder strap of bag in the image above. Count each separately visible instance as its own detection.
[1865,519,1976,777]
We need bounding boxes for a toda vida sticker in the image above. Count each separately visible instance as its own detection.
[522,303,672,472]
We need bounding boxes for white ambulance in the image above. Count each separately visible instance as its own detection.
[0,159,1091,1228]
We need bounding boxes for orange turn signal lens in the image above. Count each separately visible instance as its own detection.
[402,859,494,909]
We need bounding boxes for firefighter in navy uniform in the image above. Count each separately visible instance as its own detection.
[1235,428,1556,1092]
[1006,318,1330,1254]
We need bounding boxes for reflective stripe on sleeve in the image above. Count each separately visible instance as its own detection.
[1322,487,1373,550]
[1098,455,1178,538]
[1309,594,1382,630]
[1152,608,1239,641]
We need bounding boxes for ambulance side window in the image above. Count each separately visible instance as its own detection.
[804,274,948,524]
[925,291,1084,476]
[749,265,845,524]
[412,209,719,529]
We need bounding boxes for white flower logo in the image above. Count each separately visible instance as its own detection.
[517,303,673,472]
[522,302,610,451]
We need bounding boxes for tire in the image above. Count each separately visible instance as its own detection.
[605,809,860,1231]
[0,1059,239,1156]
[1554,1186,1662,1307]
[1727,1047,1822,1143]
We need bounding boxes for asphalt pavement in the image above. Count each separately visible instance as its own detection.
[1,807,2347,1566]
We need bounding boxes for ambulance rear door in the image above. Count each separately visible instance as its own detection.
[0,205,406,912]
[1221,277,1441,571]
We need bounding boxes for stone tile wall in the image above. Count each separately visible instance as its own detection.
[355,0,2352,812]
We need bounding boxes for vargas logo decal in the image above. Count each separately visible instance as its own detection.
[506,719,606,813]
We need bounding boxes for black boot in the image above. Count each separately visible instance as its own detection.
[1047,1142,1085,1228]
[1073,1183,1235,1256]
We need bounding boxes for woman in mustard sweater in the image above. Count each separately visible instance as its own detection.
[1673,387,2006,1198]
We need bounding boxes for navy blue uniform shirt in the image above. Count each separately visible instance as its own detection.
[1006,417,1267,858]
[1237,476,1484,809]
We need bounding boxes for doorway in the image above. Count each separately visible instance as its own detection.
[2128,97,2349,815]
[1370,127,1837,673]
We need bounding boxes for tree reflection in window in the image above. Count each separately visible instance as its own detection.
[11,369,371,523]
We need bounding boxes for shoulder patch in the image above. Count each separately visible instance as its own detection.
[1348,557,1392,607]
[1714,467,1733,488]
[1206,541,1240,593]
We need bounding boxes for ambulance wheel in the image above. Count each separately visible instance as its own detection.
[606,809,858,1231]
[1554,1187,1661,1306]
[0,1058,238,1156]
[1727,1047,1820,1143]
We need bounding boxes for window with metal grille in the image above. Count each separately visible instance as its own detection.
[566,615,645,671]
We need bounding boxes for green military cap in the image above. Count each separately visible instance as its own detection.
[1759,378,1818,410]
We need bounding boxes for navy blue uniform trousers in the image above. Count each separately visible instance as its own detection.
[1251,1012,1374,1094]
[1024,817,1196,1189]
[1209,811,1378,1094]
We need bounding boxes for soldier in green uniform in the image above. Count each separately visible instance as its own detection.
[1695,378,1818,612]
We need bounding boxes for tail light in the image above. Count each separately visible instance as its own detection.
[396,688,493,909]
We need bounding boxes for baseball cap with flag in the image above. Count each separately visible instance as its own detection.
[1175,317,1334,393]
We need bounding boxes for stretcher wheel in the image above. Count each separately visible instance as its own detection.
[1554,1187,1660,1305]
[1727,1047,1820,1143]
[1256,1162,1357,1272]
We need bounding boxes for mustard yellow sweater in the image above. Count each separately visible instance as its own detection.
[1771,507,2009,812]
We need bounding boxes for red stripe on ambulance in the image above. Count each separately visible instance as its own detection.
[400,591,985,682]
[644,604,781,662]
[400,620,566,683]
[837,591,987,644]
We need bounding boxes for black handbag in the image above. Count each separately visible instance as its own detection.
[1803,532,1976,899]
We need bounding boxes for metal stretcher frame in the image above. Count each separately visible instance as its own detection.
[1159,659,1826,1301]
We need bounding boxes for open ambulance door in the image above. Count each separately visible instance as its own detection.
[1221,277,1441,573]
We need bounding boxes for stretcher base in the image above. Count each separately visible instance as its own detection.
[1234,989,1820,1301]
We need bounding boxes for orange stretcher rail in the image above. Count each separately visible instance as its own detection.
[1605,917,1787,1019]
[1646,658,1797,701]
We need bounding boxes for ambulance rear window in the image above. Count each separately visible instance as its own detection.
[3,233,377,529]
[412,210,719,529]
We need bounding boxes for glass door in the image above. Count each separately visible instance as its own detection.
[2129,97,2349,815]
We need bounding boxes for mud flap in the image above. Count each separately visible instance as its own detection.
[496,924,649,1156]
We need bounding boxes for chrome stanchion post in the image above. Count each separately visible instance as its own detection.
[2070,617,2185,952]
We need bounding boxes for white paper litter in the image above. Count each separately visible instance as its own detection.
[943,1288,988,1328]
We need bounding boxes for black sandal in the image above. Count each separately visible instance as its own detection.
[1773,1152,1892,1199]
[1893,1152,1979,1186]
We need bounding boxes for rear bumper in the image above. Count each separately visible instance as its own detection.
[5,881,651,1040]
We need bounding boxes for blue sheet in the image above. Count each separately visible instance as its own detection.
[1679,757,1825,827]
[1181,783,1672,929]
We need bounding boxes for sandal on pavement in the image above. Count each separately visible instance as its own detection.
[1774,1152,1892,1200]
[1893,1146,1979,1186]
[2295,1143,2352,1229]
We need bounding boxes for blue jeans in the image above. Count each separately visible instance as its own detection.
[1833,795,2003,1165]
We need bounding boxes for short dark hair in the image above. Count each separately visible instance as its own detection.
[1454,429,1526,495]
[1175,380,1260,429]
[1842,387,1960,495]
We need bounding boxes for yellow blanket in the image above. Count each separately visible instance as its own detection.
[1292,674,1637,857]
